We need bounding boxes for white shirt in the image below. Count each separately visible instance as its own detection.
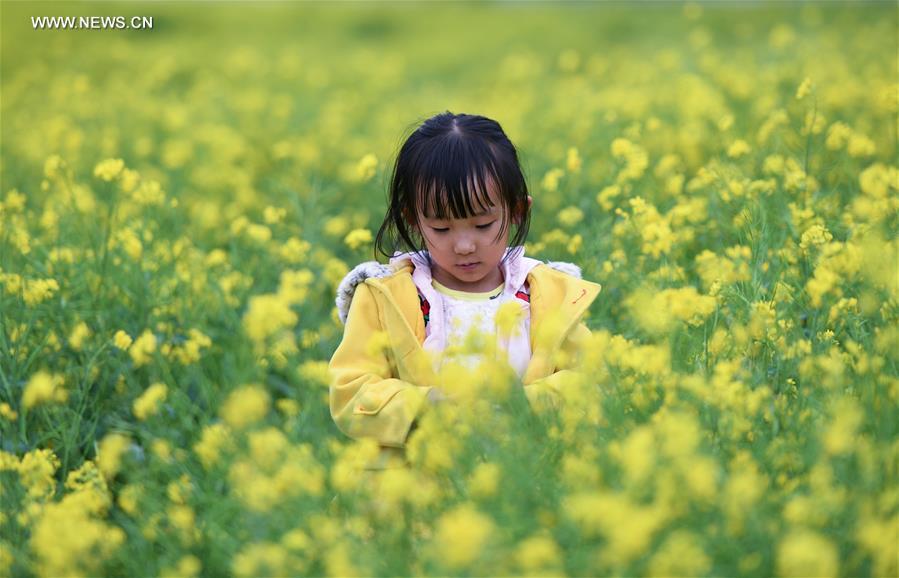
[428,278,531,379]
[387,246,543,381]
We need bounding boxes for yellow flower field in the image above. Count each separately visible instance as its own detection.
[1,2,897,576]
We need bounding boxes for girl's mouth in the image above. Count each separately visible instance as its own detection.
[456,262,480,270]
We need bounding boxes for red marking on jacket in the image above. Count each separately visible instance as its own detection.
[571,288,587,304]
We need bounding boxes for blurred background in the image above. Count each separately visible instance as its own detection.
[1,2,897,577]
[3,1,895,225]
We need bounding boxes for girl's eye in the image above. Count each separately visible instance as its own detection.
[430,221,494,233]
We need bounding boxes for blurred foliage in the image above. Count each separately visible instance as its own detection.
[0,2,897,577]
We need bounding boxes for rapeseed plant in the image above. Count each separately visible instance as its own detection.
[0,3,895,576]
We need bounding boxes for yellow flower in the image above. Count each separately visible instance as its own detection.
[276,269,314,305]
[242,294,297,345]
[0,402,18,421]
[795,76,813,100]
[132,179,165,205]
[723,453,768,533]
[119,168,140,194]
[167,504,197,545]
[133,383,168,421]
[245,223,272,244]
[468,462,501,498]
[43,155,67,180]
[855,515,899,577]
[541,168,564,192]
[610,138,648,181]
[18,449,60,500]
[356,153,378,181]
[363,331,391,358]
[161,555,202,578]
[566,147,582,172]
[194,423,234,469]
[113,330,133,350]
[68,321,91,351]
[858,163,898,198]
[170,328,213,365]
[323,215,350,238]
[343,228,372,250]
[695,249,751,292]
[376,467,418,508]
[276,398,301,417]
[822,397,863,455]
[205,249,228,267]
[0,451,18,473]
[567,233,583,254]
[117,484,142,516]
[227,430,325,512]
[97,433,131,480]
[233,542,289,578]
[847,133,876,157]
[557,206,584,227]
[23,278,59,306]
[129,329,157,367]
[4,189,26,212]
[323,257,349,288]
[279,237,311,264]
[297,359,331,387]
[220,384,270,429]
[29,491,126,577]
[562,491,664,565]
[825,122,852,150]
[617,425,656,483]
[648,530,711,576]
[431,504,494,570]
[515,533,562,573]
[777,529,838,578]
[625,285,716,334]
[112,227,142,260]
[799,224,833,250]
[93,158,125,181]
[727,139,751,158]
[610,138,634,158]
[596,183,623,210]
[0,542,13,574]
[680,456,718,502]
[22,371,68,409]
[494,301,525,341]
[263,205,286,225]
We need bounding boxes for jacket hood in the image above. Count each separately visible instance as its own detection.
[335,245,585,325]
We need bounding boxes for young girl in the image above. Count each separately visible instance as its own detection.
[328,111,602,471]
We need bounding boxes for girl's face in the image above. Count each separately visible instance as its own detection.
[408,183,532,292]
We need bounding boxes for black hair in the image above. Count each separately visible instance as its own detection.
[374,111,531,267]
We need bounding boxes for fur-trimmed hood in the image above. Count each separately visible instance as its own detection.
[335,246,585,325]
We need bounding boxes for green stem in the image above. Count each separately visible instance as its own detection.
[803,97,818,178]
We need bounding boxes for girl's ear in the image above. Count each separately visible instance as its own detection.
[403,208,419,232]
[513,196,532,225]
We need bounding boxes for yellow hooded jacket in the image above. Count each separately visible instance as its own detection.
[328,256,602,469]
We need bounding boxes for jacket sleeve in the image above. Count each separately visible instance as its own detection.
[328,281,433,448]
[522,320,592,414]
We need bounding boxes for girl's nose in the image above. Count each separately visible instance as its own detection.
[454,236,475,254]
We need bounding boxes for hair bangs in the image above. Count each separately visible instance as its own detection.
[412,138,505,223]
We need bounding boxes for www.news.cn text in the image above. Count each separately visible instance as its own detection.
[31,16,153,30]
